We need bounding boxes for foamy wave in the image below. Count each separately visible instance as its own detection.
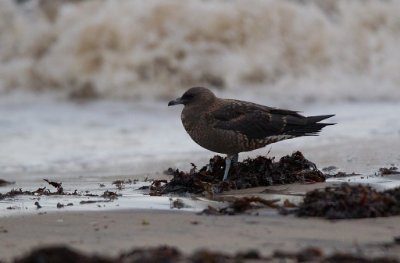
[1,0,400,101]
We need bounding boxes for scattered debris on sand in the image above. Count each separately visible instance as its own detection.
[200,196,299,216]
[6,206,19,210]
[57,203,73,209]
[79,200,113,205]
[112,179,138,190]
[321,165,338,173]
[295,183,400,219]
[0,179,73,201]
[43,179,63,192]
[12,245,400,263]
[0,182,119,202]
[152,151,325,196]
[0,188,49,201]
[101,190,120,199]
[273,247,323,262]
[201,196,280,215]
[325,171,360,178]
[14,246,112,263]
[379,166,400,175]
[120,246,181,263]
[0,226,8,233]
[274,247,399,263]
[170,198,187,209]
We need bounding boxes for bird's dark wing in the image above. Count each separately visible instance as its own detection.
[210,101,307,140]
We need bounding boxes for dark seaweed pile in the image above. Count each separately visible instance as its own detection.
[13,245,399,263]
[151,151,325,195]
[296,184,400,219]
[119,246,182,263]
[379,166,400,175]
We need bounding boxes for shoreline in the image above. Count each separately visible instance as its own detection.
[1,156,400,262]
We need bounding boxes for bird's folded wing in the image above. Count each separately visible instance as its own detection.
[210,102,306,140]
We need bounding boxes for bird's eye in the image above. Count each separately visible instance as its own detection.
[182,94,194,100]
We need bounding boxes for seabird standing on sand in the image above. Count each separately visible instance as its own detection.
[168,87,335,181]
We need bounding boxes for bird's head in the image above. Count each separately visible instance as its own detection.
[168,87,216,107]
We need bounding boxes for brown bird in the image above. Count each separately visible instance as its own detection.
[168,87,335,180]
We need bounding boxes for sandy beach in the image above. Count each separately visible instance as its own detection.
[1,209,400,262]
[1,180,400,262]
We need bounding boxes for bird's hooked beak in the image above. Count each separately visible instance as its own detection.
[168,97,184,106]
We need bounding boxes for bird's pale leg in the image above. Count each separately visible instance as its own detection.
[223,157,231,181]
[232,153,239,164]
[223,154,238,181]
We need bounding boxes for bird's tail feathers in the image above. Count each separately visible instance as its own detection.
[285,114,335,137]
[306,114,335,124]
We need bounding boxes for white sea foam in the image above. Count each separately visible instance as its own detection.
[1,0,400,102]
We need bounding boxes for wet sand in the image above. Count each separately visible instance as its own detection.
[1,209,399,262]
[1,180,400,261]
[1,171,400,261]
[1,155,400,262]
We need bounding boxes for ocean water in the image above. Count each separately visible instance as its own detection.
[0,94,399,181]
[1,0,400,101]
[0,0,399,181]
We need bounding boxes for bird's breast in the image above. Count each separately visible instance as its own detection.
[181,110,223,153]
[180,110,251,154]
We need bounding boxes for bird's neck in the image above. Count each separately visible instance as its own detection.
[181,103,208,129]
[182,106,199,126]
